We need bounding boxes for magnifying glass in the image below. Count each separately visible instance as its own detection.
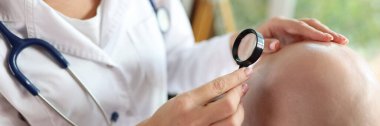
[232,28,264,68]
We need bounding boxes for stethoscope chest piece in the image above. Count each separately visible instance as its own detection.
[232,28,264,68]
[149,0,170,33]
[156,8,170,33]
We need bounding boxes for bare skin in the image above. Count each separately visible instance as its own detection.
[43,0,100,19]
[243,42,380,126]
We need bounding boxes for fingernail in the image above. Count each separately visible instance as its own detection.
[325,33,333,41]
[338,34,349,44]
[339,34,347,40]
[244,67,253,76]
[338,34,344,38]
[345,39,349,44]
[270,41,278,50]
[242,83,249,96]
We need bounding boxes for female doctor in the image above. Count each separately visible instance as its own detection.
[0,0,348,125]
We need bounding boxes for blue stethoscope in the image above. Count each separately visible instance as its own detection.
[0,1,170,126]
[0,22,114,126]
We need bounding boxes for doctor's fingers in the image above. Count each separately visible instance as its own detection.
[190,68,252,105]
[263,38,281,54]
[210,104,244,126]
[202,83,248,124]
[280,18,334,42]
[299,18,348,44]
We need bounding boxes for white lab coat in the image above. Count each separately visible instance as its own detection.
[0,0,237,125]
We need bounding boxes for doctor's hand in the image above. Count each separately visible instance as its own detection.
[138,68,252,126]
[258,17,349,47]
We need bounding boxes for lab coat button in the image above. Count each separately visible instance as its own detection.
[111,112,119,122]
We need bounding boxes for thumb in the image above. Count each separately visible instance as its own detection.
[263,38,281,53]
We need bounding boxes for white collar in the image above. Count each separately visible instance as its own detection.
[0,0,155,66]
[0,0,133,66]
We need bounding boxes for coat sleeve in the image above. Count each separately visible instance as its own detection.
[165,0,238,94]
[0,94,29,126]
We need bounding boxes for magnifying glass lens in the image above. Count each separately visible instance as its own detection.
[237,33,257,61]
[232,28,264,68]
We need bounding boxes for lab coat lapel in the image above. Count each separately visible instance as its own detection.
[25,0,119,67]
[98,0,129,55]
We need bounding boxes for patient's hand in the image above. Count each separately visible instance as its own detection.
[243,42,380,126]
[258,17,349,47]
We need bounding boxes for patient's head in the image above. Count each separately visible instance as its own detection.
[243,42,380,126]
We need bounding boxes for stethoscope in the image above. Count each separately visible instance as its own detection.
[0,22,115,126]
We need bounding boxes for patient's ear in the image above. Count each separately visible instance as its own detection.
[242,42,380,126]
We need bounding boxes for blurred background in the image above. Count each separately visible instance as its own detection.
[181,0,380,80]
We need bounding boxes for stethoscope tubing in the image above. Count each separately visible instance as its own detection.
[0,22,69,96]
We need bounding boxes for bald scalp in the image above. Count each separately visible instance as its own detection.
[243,42,380,126]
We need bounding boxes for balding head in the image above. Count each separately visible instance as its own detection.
[243,42,380,126]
